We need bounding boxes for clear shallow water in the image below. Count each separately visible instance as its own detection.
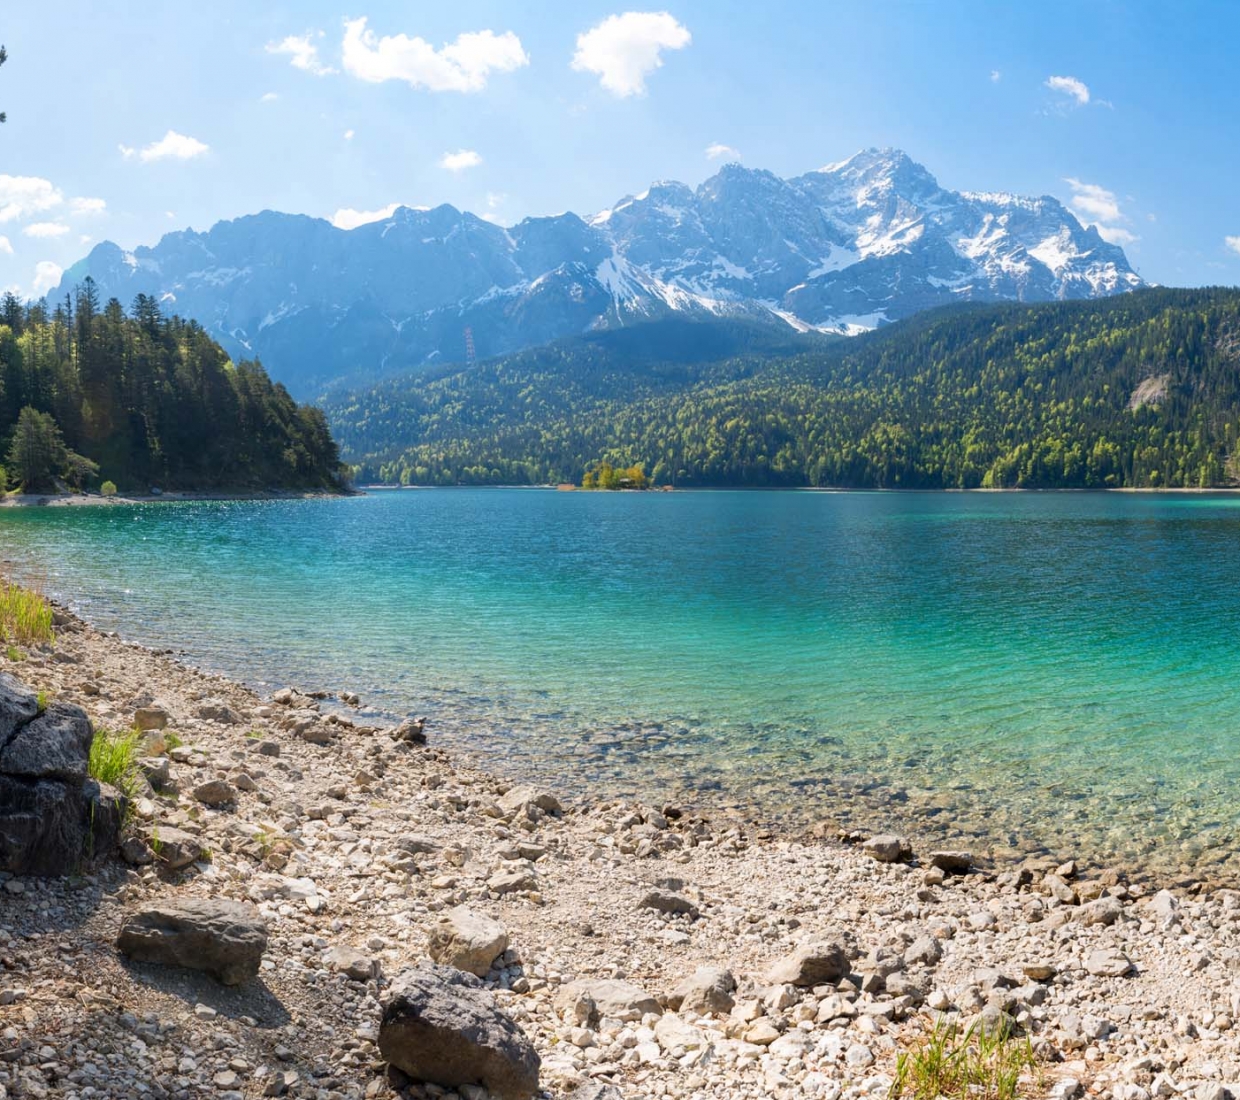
[4,489,1240,879]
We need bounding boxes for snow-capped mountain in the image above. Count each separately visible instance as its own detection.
[54,149,1145,395]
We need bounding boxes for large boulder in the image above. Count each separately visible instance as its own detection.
[379,962,540,1100]
[0,674,123,875]
[427,907,508,977]
[117,898,268,985]
[669,965,736,1015]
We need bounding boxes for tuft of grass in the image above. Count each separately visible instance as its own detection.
[888,1018,1041,1100]
[88,727,144,809]
[162,730,184,751]
[36,689,51,714]
[0,576,55,647]
[6,644,24,661]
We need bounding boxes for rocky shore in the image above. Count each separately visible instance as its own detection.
[1,605,1239,1100]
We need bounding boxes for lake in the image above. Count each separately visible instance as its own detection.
[5,488,1239,879]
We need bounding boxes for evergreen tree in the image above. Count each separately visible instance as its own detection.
[7,407,67,492]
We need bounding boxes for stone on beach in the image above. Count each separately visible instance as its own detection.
[427,907,509,977]
[133,705,169,731]
[768,943,849,987]
[670,965,737,1015]
[863,834,910,863]
[116,898,268,985]
[379,962,540,1100]
[556,978,662,1023]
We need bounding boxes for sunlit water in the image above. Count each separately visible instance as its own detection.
[5,489,1239,879]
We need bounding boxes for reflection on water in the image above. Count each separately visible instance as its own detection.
[4,488,1240,879]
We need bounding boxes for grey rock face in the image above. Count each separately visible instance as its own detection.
[0,674,122,875]
[426,907,509,977]
[379,962,540,1100]
[54,149,1144,398]
[117,899,269,985]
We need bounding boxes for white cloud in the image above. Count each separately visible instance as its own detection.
[344,129,355,141]
[1096,225,1138,246]
[0,175,64,223]
[33,260,63,295]
[165,211,176,219]
[1045,74,1090,106]
[79,235,92,244]
[341,18,528,92]
[486,191,506,209]
[122,130,210,162]
[267,32,336,76]
[440,149,482,172]
[331,202,403,230]
[1063,177,1138,246]
[705,142,739,161]
[261,92,279,103]
[990,69,1001,82]
[0,236,12,255]
[1064,177,1121,224]
[69,196,106,216]
[1226,236,1240,257]
[571,11,691,97]
[23,222,70,238]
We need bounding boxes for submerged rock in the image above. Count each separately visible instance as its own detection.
[379,962,540,1100]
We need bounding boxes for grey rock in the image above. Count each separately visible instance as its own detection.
[427,907,508,977]
[767,943,849,987]
[1085,948,1133,977]
[639,890,699,918]
[0,677,121,875]
[133,706,169,731]
[1076,896,1122,927]
[323,945,380,982]
[863,834,910,863]
[196,701,242,725]
[117,898,268,985]
[498,785,563,816]
[670,965,736,1016]
[380,962,540,1100]
[566,1085,623,1100]
[390,716,427,743]
[192,779,236,807]
[556,978,662,1023]
[152,825,204,869]
[137,756,171,790]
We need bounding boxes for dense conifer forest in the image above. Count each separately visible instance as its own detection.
[327,288,1240,489]
[0,280,343,493]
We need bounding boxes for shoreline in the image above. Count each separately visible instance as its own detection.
[0,487,357,507]
[3,597,1240,1096]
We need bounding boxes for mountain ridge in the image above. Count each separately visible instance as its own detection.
[54,148,1145,397]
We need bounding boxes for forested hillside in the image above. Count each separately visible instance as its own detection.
[328,288,1240,490]
[0,280,343,493]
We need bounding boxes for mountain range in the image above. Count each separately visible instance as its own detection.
[55,148,1146,397]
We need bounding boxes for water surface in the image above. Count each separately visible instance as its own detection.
[4,489,1238,878]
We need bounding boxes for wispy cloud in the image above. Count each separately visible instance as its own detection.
[1226,236,1240,257]
[341,18,527,92]
[260,92,279,103]
[1045,74,1091,107]
[440,149,482,172]
[267,32,336,76]
[990,69,1001,83]
[69,196,106,216]
[22,222,70,238]
[0,236,12,255]
[705,142,740,161]
[344,129,355,141]
[571,12,691,97]
[120,131,210,162]
[0,175,64,223]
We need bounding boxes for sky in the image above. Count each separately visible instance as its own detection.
[2,0,1239,298]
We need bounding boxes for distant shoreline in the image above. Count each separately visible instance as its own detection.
[0,488,355,508]
[360,482,1240,494]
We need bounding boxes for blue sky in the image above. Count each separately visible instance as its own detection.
[3,0,1239,298]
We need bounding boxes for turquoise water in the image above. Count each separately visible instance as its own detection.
[4,489,1240,878]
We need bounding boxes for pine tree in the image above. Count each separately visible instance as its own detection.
[7,407,68,492]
